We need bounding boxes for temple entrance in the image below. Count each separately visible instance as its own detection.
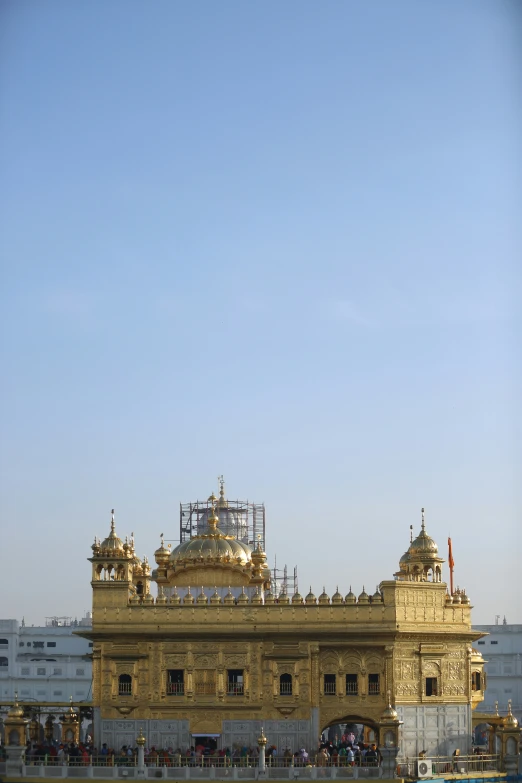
[192,734,220,752]
[319,715,381,765]
[321,715,379,745]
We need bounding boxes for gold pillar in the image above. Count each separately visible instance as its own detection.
[3,697,28,747]
[60,700,80,745]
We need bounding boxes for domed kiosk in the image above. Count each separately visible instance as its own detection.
[153,493,270,598]
[394,508,444,583]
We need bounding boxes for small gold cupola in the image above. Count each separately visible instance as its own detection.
[100,509,124,555]
[396,508,445,583]
[154,533,170,567]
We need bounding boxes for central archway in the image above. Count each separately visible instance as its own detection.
[320,713,381,750]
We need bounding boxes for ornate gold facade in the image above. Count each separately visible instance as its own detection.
[81,492,486,756]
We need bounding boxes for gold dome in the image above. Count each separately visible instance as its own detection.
[223,587,235,605]
[169,498,252,567]
[66,698,78,722]
[381,698,399,720]
[154,535,170,566]
[331,587,343,604]
[358,587,370,604]
[237,587,249,604]
[291,591,303,604]
[503,701,518,728]
[399,551,411,566]
[251,587,263,604]
[305,587,317,605]
[170,587,181,605]
[264,590,275,604]
[8,696,25,719]
[210,587,221,605]
[409,509,438,555]
[100,510,124,554]
[372,587,382,603]
[345,587,356,604]
[318,588,330,605]
[156,587,167,605]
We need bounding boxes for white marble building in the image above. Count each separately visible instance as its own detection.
[474,620,522,725]
[0,614,93,704]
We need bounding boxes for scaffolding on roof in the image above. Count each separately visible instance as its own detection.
[271,561,298,597]
[179,481,298,597]
[180,497,266,552]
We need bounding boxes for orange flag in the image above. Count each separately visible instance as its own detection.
[448,537,455,595]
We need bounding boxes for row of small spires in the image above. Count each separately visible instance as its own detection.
[92,535,144,556]
[447,587,470,605]
[130,586,384,606]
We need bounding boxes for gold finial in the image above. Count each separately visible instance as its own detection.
[410,525,413,543]
[208,494,219,529]
[495,700,499,716]
[136,727,146,747]
[217,475,228,508]
[111,509,115,533]
[421,508,425,531]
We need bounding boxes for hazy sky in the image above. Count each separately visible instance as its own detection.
[1,1,520,626]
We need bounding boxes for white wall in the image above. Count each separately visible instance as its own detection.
[474,623,522,724]
[0,616,93,704]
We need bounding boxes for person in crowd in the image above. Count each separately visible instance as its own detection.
[366,743,379,766]
[453,748,461,772]
[317,747,329,767]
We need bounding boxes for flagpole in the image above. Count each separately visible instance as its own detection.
[448,537,454,596]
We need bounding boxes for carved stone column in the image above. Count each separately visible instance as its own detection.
[136,727,146,778]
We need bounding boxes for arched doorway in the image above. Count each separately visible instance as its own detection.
[320,714,381,766]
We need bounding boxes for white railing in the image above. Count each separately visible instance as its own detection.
[21,754,382,769]
[166,682,184,695]
[396,753,501,777]
[17,759,382,780]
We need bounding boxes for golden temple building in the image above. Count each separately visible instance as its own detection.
[80,483,487,757]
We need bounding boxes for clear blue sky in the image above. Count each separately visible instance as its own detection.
[1,0,520,624]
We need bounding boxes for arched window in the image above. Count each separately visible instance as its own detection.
[118,674,132,695]
[9,729,20,745]
[136,582,144,596]
[279,673,292,696]
[472,672,482,691]
[0,656,8,667]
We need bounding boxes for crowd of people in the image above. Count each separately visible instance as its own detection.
[20,735,382,768]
